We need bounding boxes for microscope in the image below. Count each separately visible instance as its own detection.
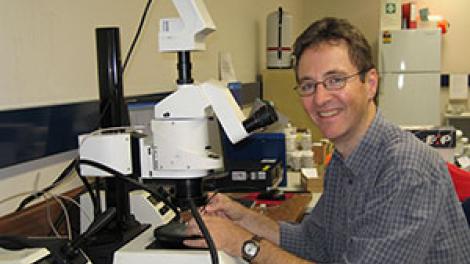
[78,0,277,263]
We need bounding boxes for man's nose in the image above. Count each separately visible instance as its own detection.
[312,83,332,105]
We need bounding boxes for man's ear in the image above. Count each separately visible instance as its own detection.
[366,68,378,101]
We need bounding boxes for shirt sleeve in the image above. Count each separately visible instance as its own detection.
[342,166,446,264]
[280,194,330,262]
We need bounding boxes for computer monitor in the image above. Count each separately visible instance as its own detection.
[0,101,99,178]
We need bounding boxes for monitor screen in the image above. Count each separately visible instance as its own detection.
[0,101,100,172]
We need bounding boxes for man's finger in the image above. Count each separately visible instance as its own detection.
[183,238,208,248]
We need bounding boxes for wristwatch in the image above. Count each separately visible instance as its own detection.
[241,235,263,263]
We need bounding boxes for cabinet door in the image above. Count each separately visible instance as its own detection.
[379,73,441,126]
[379,29,441,73]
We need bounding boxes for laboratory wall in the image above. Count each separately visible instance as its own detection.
[0,0,307,217]
[416,0,470,111]
[301,0,381,62]
[0,0,306,111]
[302,0,470,74]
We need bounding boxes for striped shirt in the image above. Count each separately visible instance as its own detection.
[280,111,470,263]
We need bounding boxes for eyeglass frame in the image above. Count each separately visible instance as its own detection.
[293,67,372,97]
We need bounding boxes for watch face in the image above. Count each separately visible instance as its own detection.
[244,242,259,256]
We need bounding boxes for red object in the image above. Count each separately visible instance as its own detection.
[401,3,411,29]
[448,162,470,202]
[241,192,295,206]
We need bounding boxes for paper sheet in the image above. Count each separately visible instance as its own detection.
[219,52,237,82]
[301,168,318,179]
[450,74,469,100]
[380,0,402,30]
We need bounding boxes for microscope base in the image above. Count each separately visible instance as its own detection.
[84,223,150,264]
[114,225,246,264]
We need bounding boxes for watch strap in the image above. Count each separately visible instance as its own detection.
[251,234,263,243]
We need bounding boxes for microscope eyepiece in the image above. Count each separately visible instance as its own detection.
[243,103,278,133]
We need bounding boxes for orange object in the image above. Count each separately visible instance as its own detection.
[324,153,332,166]
[437,19,449,34]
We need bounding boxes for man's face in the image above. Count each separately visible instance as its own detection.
[297,41,377,151]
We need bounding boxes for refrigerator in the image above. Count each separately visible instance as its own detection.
[378,29,442,126]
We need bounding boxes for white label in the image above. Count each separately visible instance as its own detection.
[232,171,247,181]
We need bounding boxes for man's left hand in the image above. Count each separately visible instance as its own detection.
[184,215,252,257]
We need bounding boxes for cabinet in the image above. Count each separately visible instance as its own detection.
[444,112,470,137]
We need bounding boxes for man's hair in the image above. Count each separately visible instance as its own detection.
[293,17,377,102]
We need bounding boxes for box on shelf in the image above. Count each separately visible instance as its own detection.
[300,168,323,193]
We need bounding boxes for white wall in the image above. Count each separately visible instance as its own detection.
[415,0,470,73]
[0,0,307,111]
[301,0,382,63]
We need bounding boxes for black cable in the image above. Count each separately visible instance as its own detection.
[76,170,100,217]
[97,100,111,126]
[215,186,261,193]
[15,157,79,212]
[203,178,262,193]
[0,235,31,250]
[94,178,103,214]
[78,159,180,220]
[189,199,219,264]
[122,0,153,73]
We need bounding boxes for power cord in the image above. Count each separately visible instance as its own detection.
[122,0,153,73]
[77,159,221,263]
[15,157,79,212]
[77,159,180,221]
[189,199,219,264]
[49,192,93,240]
[43,191,72,240]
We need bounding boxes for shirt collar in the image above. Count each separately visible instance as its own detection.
[332,110,385,178]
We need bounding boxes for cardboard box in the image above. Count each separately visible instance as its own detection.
[301,168,323,193]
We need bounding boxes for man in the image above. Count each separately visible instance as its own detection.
[185,17,470,263]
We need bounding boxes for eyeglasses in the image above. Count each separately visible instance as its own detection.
[294,69,369,97]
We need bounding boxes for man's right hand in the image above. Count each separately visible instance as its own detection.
[202,192,281,245]
[202,193,251,223]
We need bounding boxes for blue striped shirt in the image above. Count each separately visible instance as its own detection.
[280,111,470,263]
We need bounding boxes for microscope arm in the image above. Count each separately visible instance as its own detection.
[159,0,216,52]
[153,80,249,144]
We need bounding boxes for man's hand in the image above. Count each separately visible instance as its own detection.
[202,193,281,245]
[202,193,251,223]
[184,214,312,264]
[184,215,252,257]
